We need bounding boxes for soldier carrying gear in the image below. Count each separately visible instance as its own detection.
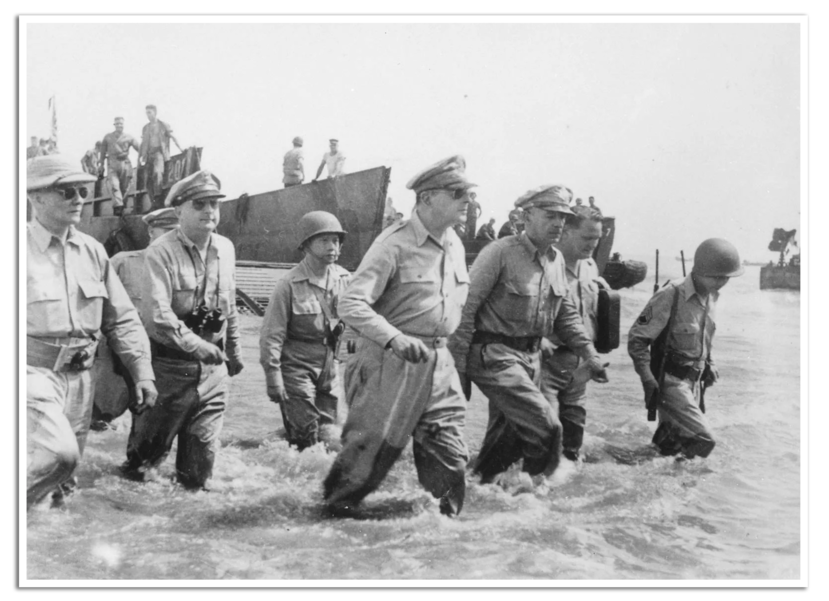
[629,238,744,459]
[260,211,351,451]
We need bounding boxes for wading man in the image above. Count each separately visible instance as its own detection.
[99,117,140,215]
[123,170,243,490]
[90,208,179,431]
[540,209,607,463]
[628,238,744,459]
[260,211,350,450]
[26,155,156,508]
[449,185,607,492]
[324,155,474,517]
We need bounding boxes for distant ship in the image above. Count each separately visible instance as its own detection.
[760,228,800,290]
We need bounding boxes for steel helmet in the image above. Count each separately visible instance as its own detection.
[692,238,745,277]
[297,211,347,249]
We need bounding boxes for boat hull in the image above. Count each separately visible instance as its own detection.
[760,264,800,290]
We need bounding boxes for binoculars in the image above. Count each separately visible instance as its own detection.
[185,305,226,335]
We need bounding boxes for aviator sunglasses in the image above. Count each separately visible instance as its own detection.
[56,185,89,201]
[189,198,220,210]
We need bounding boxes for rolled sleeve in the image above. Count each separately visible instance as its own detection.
[338,242,402,348]
[259,279,292,389]
[100,256,154,382]
[448,242,502,373]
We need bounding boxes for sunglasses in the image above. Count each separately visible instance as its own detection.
[56,186,89,201]
[189,198,220,210]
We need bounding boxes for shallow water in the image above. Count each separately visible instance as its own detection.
[25,264,801,581]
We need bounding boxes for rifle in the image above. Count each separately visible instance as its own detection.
[646,284,680,421]
[654,249,660,294]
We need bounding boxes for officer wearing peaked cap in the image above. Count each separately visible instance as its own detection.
[324,155,475,517]
[260,211,351,450]
[449,183,608,492]
[123,169,242,490]
[90,207,180,432]
[25,155,156,508]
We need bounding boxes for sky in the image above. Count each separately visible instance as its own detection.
[25,19,800,261]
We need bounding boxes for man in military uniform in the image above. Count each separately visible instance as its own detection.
[450,185,608,490]
[90,208,179,431]
[99,117,140,214]
[323,155,474,517]
[123,170,243,490]
[497,209,522,239]
[282,136,305,188]
[260,211,350,450]
[26,155,157,508]
[540,209,607,462]
[628,238,744,459]
[139,104,183,201]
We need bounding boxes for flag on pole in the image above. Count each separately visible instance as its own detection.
[48,96,58,151]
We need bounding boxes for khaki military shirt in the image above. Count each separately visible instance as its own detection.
[548,258,602,346]
[26,219,153,382]
[449,232,596,373]
[100,131,139,168]
[282,148,304,185]
[140,228,240,359]
[338,210,469,348]
[628,274,718,378]
[260,258,350,389]
[111,250,146,308]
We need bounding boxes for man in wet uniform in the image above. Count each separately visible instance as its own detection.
[99,117,140,214]
[323,155,475,517]
[449,185,608,491]
[260,211,351,450]
[628,238,744,459]
[26,154,156,508]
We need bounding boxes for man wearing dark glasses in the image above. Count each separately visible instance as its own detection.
[98,116,140,215]
[123,170,243,491]
[26,155,157,509]
[324,155,474,517]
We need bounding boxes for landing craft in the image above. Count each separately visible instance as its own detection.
[760,227,800,290]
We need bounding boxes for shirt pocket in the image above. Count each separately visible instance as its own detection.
[453,267,470,308]
[672,322,700,352]
[77,279,109,331]
[172,273,199,316]
[399,265,439,286]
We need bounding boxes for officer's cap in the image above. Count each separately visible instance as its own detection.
[142,207,179,229]
[514,184,574,215]
[406,155,477,195]
[164,170,226,207]
[27,154,97,192]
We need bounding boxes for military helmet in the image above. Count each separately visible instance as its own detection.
[692,238,745,277]
[297,211,347,249]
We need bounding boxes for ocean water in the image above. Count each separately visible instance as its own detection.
[24,264,801,582]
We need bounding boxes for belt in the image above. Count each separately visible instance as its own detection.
[27,336,98,372]
[404,334,448,349]
[151,339,223,362]
[472,331,542,353]
[664,355,703,382]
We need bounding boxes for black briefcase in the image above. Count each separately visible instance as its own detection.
[595,284,621,353]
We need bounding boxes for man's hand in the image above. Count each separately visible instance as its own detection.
[388,335,431,363]
[585,356,610,383]
[130,379,158,414]
[642,376,659,405]
[458,372,472,401]
[267,384,287,404]
[540,338,555,360]
[194,342,227,365]
[227,357,244,377]
[702,364,718,388]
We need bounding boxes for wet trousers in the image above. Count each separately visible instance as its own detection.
[280,340,340,450]
[468,342,563,481]
[26,366,94,506]
[653,373,716,458]
[539,347,588,458]
[324,338,469,515]
[107,160,132,207]
[125,357,228,488]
